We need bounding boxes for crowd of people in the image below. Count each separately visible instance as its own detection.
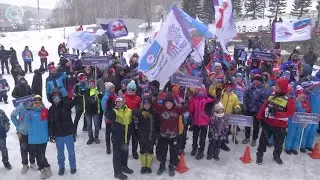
[0,38,319,180]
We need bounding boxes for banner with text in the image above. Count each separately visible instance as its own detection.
[82,56,111,69]
[293,112,320,125]
[170,73,203,88]
[225,114,253,127]
[273,18,312,42]
[251,51,276,61]
[12,95,34,107]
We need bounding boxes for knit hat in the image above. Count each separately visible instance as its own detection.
[214,102,224,118]
[33,95,42,102]
[252,74,263,82]
[48,65,56,72]
[142,95,152,104]
[214,62,222,69]
[196,85,207,96]
[295,85,304,97]
[51,88,61,97]
[77,73,86,81]
[121,79,132,87]
[164,94,175,105]
[88,78,95,83]
[282,70,291,80]
[104,82,115,91]
[127,80,137,90]
[273,67,280,74]
[301,81,313,89]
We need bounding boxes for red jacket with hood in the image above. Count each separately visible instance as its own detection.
[257,78,295,128]
[124,93,141,110]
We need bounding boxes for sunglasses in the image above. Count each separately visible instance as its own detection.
[33,101,42,105]
[128,89,136,92]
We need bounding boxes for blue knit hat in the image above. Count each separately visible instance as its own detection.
[127,80,137,90]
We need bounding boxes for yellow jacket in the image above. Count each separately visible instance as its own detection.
[114,107,132,143]
[221,91,240,115]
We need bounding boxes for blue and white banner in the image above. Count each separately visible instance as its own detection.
[138,6,213,87]
[251,51,276,61]
[273,18,312,42]
[12,95,34,107]
[293,112,320,125]
[225,115,253,126]
[68,29,106,51]
[101,20,128,38]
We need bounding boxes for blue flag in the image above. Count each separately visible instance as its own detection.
[101,20,128,38]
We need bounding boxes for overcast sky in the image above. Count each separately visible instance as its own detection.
[5,0,58,9]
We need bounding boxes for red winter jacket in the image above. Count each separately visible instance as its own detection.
[257,78,295,128]
[124,93,141,110]
[189,95,213,126]
[38,50,49,59]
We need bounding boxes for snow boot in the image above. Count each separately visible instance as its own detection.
[71,168,77,174]
[191,148,197,156]
[132,151,139,160]
[95,138,101,144]
[256,152,263,165]
[44,167,52,178]
[242,138,250,144]
[285,150,292,155]
[306,147,313,152]
[145,167,152,174]
[196,152,204,160]
[221,143,230,152]
[114,173,128,180]
[207,154,213,160]
[273,157,283,165]
[30,163,38,171]
[140,167,147,174]
[106,145,111,154]
[140,154,147,174]
[146,154,153,174]
[250,139,256,147]
[213,155,220,161]
[121,167,134,174]
[4,101,8,104]
[168,164,175,177]
[157,163,166,175]
[21,165,29,174]
[82,126,87,132]
[300,148,307,153]
[291,150,298,155]
[87,137,95,145]
[58,168,65,176]
[40,169,47,179]
[3,161,12,170]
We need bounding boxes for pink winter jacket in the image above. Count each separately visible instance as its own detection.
[189,96,213,126]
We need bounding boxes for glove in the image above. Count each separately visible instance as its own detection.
[49,136,55,143]
[234,107,242,114]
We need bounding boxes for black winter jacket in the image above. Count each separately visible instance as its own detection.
[31,70,43,96]
[12,78,32,98]
[132,108,159,142]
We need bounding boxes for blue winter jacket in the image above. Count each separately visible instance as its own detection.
[46,73,68,101]
[101,90,111,113]
[309,83,320,114]
[0,110,10,138]
[24,106,49,144]
[10,103,29,135]
[22,50,33,62]
[244,84,269,114]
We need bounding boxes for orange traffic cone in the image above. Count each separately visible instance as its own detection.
[240,146,252,164]
[176,154,189,173]
[308,143,320,159]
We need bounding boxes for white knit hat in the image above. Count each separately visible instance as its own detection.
[104,82,115,91]
[214,102,224,118]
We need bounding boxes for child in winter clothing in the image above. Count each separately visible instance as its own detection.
[48,89,77,176]
[0,110,11,170]
[24,95,52,179]
[0,74,9,104]
[124,80,141,159]
[73,73,88,134]
[11,101,38,174]
[83,79,103,145]
[284,85,310,155]
[31,68,45,97]
[234,73,246,108]
[153,94,187,177]
[108,97,134,180]
[101,82,117,154]
[207,102,228,160]
[300,81,320,153]
[132,96,158,174]
[189,85,213,160]
[12,77,32,99]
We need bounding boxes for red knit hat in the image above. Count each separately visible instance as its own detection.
[295,85,304,97]
[48,65,56,72]
[77,73,86,81]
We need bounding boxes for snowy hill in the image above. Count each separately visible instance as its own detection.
[0,23,320,180]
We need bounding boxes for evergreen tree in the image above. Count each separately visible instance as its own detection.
[190,0,202,18]
[233,0,243,19]
[182,0,193,17]
[290,0,312,18]
[244,0,264,19]
[268,0,287,18]
[198,0,214,23]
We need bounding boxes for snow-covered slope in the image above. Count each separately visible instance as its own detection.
[0,25,320,180]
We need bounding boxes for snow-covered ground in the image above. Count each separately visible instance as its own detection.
[1,25,320,180]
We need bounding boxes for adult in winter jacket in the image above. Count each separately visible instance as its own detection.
[101,82,117,154]
[285,86,310,155]
[188,86,213,160]
[31,68,45,97]
[9,47,18,66]
[256,78,295,165]
[23,95,52,179]
[58,43,67,57]
[0,109,11,170]
[242,74,268,146]
[132,96,158,174]
[82,79,103,145]
[303,47,318,68]
[11,63,24,85]
[73,73,88,134]
[38,46,49,71]
[260,60,273,75]
[153,94,187,177]
[300,82,320,153]
[48,89,77,176]
[102,41,109,55]
[46,65,68,101]
[57,58,71,75]
[0,45,10,75]
[0,74,9,104]
[22,46,33,73]
[124,80,141,159]
[107,97,134,180]
[12,77,33,99]
[11,102,38,174]
[96,70,109,94]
